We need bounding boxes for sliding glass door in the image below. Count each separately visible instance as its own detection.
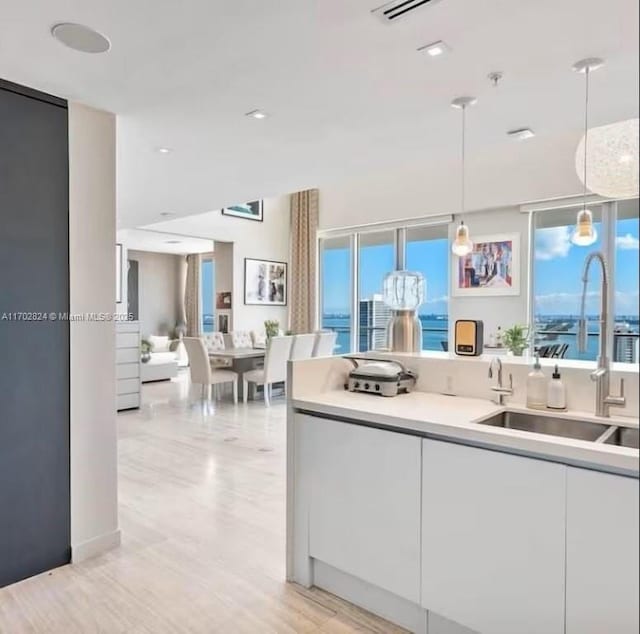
[201,257,215,333]
[358,231,395,352]
[320,236,353,355]
[406,224,449,352]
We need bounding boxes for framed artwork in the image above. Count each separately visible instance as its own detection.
[216,291,232,310]
[222,200,263,222]
[244,258,287,306]
[452,233,520,297]
[116,243,123,303]
[218,314,229,334]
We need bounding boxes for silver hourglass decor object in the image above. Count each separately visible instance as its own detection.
[383,271,426,353]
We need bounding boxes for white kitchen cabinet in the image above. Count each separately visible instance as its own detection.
[421,439,566,634]
[566,467,639,634]
[301,414,422,603]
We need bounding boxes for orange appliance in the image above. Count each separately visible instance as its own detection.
[455,320,484,356]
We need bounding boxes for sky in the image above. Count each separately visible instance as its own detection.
[534,217,639,317]
[322,217,640,318]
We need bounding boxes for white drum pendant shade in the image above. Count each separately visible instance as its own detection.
[576,118,639,199]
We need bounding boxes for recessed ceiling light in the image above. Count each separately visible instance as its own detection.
[507,127,536,141]
[246,109,268,120]
[417,40,450,57]
[159,212,175,218]
[165,240,182,245]
[51,23,110,54]
[156,147,172,154]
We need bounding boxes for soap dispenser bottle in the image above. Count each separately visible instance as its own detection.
[547,365,567,410]
[526,354,547,410]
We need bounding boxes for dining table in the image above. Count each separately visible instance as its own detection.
[209,347,266,400]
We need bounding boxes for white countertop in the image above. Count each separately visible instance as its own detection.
[292,390,639,477]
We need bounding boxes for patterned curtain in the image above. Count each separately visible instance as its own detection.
[184,254,202,337]
[289,189,319,334]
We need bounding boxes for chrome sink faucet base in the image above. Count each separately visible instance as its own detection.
[488,358,513,405]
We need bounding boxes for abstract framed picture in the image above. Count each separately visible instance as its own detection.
[452,233,520,297]
[216,291,232,310]
[222,200,263,222]
[244,258,287,306]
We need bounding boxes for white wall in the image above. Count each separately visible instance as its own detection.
[68,102,120,561]
[230,196,291,332]
[127,249,183,337]
[448,207,531,348]
[142,194,292,334]
[214,241,234,331]
[319,130,583,230]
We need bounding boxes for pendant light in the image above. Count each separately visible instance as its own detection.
[571,57,604,247]
[451,96,477,257]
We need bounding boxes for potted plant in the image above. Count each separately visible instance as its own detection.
[140,338,153,363]
[502,324,529,356]
[264,320,280,340]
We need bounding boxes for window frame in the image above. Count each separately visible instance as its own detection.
[318,215,453,354]
[528,197,639,364]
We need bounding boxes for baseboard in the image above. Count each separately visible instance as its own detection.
[313,559,428,634]
[71,529,121,563]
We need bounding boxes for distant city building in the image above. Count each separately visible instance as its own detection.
[359,294,392,351]
[613,328,639,363]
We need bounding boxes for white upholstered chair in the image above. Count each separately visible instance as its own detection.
[201,332,231,368]
[183,337,238,403]
[312,331,338,357]
[290,333,316,360]
[228,331,253,349]
[242,336,293,406]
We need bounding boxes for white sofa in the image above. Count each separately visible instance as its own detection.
[141,335,179,383]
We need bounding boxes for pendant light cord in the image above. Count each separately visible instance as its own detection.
[583,67,590,202]
[461,104,466,216]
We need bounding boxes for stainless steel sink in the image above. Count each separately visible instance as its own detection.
[601,426,640,450]
[478,411,611,443]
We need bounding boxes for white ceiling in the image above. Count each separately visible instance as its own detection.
[117,228,213,255]
[1,0,638,229]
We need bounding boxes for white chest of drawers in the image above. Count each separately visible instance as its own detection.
[116,321,141,410]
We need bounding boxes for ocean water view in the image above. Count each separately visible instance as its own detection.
[322,314,640,362]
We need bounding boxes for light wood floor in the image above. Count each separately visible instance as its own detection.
[0,372,406,633]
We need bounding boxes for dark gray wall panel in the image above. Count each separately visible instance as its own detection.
[0,81,70,587]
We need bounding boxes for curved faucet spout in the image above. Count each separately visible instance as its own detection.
[579,251,624,417]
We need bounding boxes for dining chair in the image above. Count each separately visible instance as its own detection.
[242,336,294,406]
[228,331,253,349]
[201,332,231,368]
[183,337,238,403]
[290,333,316,360]
[312,331,338,357]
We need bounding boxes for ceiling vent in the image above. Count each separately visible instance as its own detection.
[372,0,444,24]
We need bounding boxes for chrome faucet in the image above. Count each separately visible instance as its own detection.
[488,358,513,405]
[578,252,626,417]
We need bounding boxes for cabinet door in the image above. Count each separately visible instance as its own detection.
[566,468,639,634]
[0,82,70,587]
[304,416,422,603]
[421,439,566,634]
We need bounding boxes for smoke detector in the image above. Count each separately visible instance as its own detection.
[372,0,445,24]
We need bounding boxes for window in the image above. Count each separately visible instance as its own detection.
[614,199,640,363]
[320,236,352,354]
[201,257,215,333]
[358,231,395,352]
[532,199,639,364]
[406,225,449,352]
[319,221,450,354]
